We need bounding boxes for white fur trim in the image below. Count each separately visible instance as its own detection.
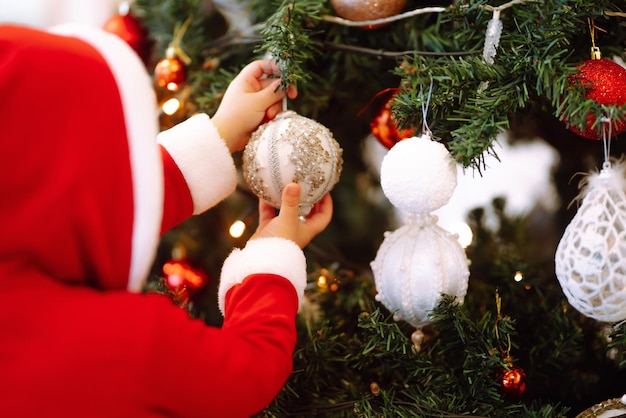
[51,24,163,292]
[157,114,237,214]
[218,238,306,315]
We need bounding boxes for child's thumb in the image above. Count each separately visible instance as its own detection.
[279,183,301,219]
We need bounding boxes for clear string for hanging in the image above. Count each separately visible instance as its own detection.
[420,78,434,137]
[600,109,614,175]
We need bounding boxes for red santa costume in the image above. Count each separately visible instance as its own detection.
[0,24,306,417]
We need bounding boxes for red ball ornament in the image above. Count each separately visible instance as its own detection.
[370,96,415,149]
[567,59,626,140]
[154,49,186,92]
[330,0,407,29]
[499,365,527,399]
[162,259,207,303]
[103,3,148,62]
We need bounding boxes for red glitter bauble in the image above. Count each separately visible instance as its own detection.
[370,97,415,149]
[162,259,207,304]
[154,54,186,92]
[103,11,148,62]
[567,59,626,140]
[499,365,527,399]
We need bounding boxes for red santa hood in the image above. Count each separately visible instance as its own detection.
[0,24,162,292]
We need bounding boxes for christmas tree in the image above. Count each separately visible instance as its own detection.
[107,0,626,416]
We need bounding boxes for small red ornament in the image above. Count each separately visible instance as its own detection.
[370,95,415,149]
[330,0,406,29]
[162,259,207,303]
[499,365,527,399]
[102,2,148,62]
[567,59,626,140]
[154,48,186,92]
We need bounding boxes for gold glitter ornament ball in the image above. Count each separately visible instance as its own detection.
[330,0,407,27]
[242,110,343,217]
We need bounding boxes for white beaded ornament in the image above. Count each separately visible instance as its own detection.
[555,160,626,323]
[371,134,470,328]
[242,110,343,217]
[371,213,470,328]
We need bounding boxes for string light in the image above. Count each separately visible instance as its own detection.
[317,274,328,289]
[162,97,181,115]
[441,221,474,248]
[229,220,246,238]
[456,222,473,248]
[514,271,524,282]
[228,203,257,239]
[316,269,340,291]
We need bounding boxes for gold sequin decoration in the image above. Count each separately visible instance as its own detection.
[243,111,343,216]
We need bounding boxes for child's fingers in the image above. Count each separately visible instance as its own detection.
[240,59,276,80]
[265,102,283,121]
[304,193,333,233]
[286,85,298,99]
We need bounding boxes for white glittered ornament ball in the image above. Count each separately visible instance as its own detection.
[371,213,470,328]
[243,110,343,216]
[555,161,626,322]
[381,134,457,214]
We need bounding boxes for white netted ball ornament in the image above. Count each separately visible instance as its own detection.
[371,213,470,328]
[555,160,626,322]
[380,134,457,214]
[242,110,343,216]
[371,133,469,328]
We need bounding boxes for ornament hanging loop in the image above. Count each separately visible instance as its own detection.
[600,111,614,176]
[494,288,504,342]
[167,16,193,65]
[588,18,606,60]
[420,78,434,137]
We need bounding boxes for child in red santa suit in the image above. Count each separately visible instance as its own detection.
[0,22,333,418]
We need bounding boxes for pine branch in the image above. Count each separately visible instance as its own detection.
[264,277,572,417]
[256,0,326,91]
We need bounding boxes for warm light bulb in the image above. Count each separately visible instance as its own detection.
[162,98,181,115]
[514,271,524,282]
[317,275,328,289]
[443,222,473,248]
[229,220,246,238]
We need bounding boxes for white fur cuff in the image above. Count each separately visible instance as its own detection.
[157,114,237,214]
[218,238,306,315]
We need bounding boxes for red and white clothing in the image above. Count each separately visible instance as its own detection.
[0,24,305,417]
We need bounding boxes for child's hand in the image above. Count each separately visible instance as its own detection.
[212,60,297,153]
[250,183,333,249]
